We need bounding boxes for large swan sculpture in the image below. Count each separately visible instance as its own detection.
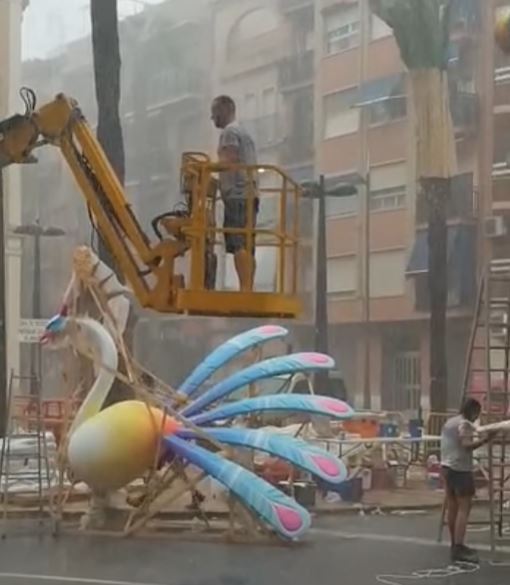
[42,316,354,540]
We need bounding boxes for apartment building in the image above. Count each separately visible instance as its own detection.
[16,0,499,408]
[314,0,482,413]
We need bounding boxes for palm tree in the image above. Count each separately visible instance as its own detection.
[370,0,457,414]
[90,0,132,405]
[90,0,125,188]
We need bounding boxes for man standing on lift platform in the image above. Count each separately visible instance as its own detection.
[211,95,258,292]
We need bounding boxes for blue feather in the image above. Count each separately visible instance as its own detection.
[178,325,288,398]
[177,427,348,485]
[182,353,335,417]
[190,394,354,426]
[164,435,310,540]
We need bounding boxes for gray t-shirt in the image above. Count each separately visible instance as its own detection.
[441,414,475,472]
[218,121,257,200]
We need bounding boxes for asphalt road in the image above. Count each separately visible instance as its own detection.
[0,513,508,585]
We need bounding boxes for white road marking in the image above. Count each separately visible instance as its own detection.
[310,528,510,555]
[0,574,165,585]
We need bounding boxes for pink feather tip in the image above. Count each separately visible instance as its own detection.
[273,504,304,533]
[310,454,343,478]
[317,397,351,415]
[258,325,286,335]
[300,353,332,365]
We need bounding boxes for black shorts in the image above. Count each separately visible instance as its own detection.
[223,197,259,254]
[442,466,475,498]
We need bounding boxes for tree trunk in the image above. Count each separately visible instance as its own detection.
[90,0,125,186]
[410,70,455,415]
[90,0,133,405]
[423,177,449,414]
[90,0,125,272]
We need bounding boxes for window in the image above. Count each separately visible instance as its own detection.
[370,162,407,211]
[370,250,406,297]
[227,8,280,56]
[392,351,421,416]
[327,193,359,217]
[324,4,360,55]
[123,117,137,183]
[244,93,257,119]
[327,255,357,295]
[262,88,277,143]
[368,96,406,125]
[371,14,392,41]
[262,88,276,115]
[146,112,170,179]
[323,88,359,138]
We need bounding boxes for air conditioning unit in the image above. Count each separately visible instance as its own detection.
[484,215,507,238]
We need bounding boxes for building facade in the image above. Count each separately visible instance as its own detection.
[314,0,483,413]
[16,0,505,413]
[0,0,28,380]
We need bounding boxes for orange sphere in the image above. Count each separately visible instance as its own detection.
[496,10,510,54]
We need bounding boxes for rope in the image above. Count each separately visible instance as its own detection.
[376,562,480,585]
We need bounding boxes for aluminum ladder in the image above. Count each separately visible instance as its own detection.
[0,370,57,538]
[438,260,510,551]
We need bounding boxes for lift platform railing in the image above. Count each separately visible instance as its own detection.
[180,154,301,302]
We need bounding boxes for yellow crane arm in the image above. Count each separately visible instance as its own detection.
[0,90,302,318]
[0,92,184,311]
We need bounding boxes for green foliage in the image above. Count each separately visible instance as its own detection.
[370,0,451,70]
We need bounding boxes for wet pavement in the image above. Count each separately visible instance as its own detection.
[0,512,508,585]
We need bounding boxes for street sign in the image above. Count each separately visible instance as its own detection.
[18,318,48,344]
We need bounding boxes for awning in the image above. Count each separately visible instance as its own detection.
[406,225,466,275]
[354,73,405,108]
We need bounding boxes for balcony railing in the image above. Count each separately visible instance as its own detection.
[280,0,314,13]
[146,70,203,111]
[450,91,478,132]
[281,128,314,165]
[244,115,284,149]
[278,51,314,92]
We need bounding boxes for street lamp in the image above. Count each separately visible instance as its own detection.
[13,220,66,395]
[302,176,362,398]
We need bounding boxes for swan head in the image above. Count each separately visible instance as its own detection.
[40,305,71,347]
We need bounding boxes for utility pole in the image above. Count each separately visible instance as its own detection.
[305,176,360,398]
[360,0,371,410]
[14,221,65,395]
[0,173,6,436]
[31,221,41,395]
[314,175,329,396]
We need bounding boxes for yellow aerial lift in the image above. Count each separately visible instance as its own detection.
[0,89,302,318]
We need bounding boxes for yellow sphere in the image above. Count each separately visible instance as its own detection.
[496,9,510,54]
[67,400,179,491]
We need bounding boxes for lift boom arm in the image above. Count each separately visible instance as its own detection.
[0,91,302,318]
[0,92,195,311]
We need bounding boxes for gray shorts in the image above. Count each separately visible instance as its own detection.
[223,197,259,254]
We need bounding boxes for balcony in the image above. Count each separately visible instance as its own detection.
[280,0,314,14]
[406,224,477,312]
[278,51,314,93]
[244,115,285,150]
[450,91,478,135]
[145,70,204,113]
[281,121,314,166]
[415,173,476,225]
